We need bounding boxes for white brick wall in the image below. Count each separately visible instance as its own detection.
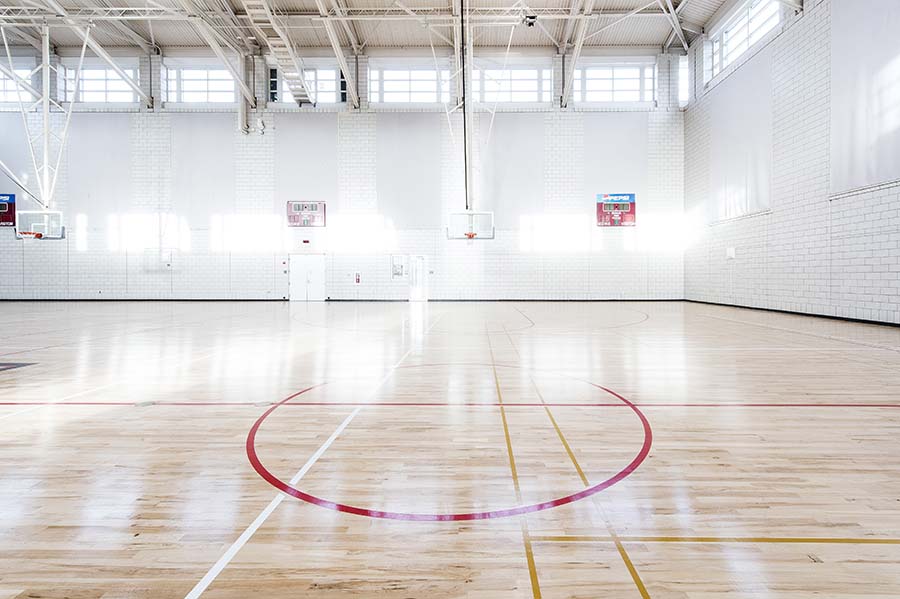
[684,0,900,324]
[1,53,688,301]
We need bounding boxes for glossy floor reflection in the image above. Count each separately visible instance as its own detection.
[1,301,900,598]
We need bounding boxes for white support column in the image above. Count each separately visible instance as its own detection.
[40,25,51,205]
[237,54,250,133]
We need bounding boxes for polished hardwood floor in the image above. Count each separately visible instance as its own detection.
[1,300,900,598]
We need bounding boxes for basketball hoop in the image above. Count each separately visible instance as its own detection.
[464,232,477,239]
[17,231,43,240]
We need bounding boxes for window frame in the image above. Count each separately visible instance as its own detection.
[162,61,237,105]
[368,60,451,105]
[570,60,656,106]
[0,60,35,104]
[268,64,344,105]
[706,0,781,82]
[470,58,553,105]
[58,58,140,105]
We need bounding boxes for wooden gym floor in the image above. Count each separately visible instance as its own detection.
[1,300,900,598]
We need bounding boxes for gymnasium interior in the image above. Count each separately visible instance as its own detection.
[2,0,900,596]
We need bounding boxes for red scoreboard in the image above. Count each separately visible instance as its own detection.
[0,194,15,228]
[596,193,636,227]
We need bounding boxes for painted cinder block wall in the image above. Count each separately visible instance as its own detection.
[683,0,900,324]
[0,53,685,300]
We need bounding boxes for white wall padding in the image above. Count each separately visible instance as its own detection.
[707,45,773,222]
[376,112,442,228]
[68,113,133,218]
[171,112,235,221]
[0,113,33,201]
[275,113,338,209]
[830,0,900,194]
[477,113,545,228]
[584,112,649,205]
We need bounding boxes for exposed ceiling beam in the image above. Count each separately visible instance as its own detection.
[84,0,157,53]
[330,0,361,55]
[451,0,462,104]
[3,24,43,50]
[582,1,656,44]
[312,0,359,108]
[657,0,687,51]
[37,0,152,107]
[663,0,691,50]
[560,0,594,108]
[174,0,246,56]
[394,0,453,45]
[190,16,256,106]
[0,5,710,23]
[559,0,582,54]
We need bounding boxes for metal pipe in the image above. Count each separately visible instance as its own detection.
[40,24,49,205]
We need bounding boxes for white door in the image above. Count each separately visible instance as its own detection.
[289,254,326,301]
[409,255,428,302]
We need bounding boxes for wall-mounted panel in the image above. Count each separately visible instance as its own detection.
[831,0,900,194]
[584,112,649,213]
[477,113,545,229]
[275,113,338,211]
[376,112,442,229]
[171,112,236,224]
[68,113,133,218]
[706,45,773,221]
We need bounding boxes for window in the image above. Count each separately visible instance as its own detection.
[708,0,780,80]
[472,68,552,103]
[0,68,33,102]
[163,66,235,103]
[269,67,342,104]
[572,64,655,103]
[678,55,690,107]
[369,68,450,104]
[60,65,138,103]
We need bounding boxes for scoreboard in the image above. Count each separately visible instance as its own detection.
[286,201,326,227]
[596,193,636,227]
[0,194,14,227]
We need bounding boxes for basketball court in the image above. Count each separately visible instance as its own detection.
[2,0,900,596]
[2,301,899,597]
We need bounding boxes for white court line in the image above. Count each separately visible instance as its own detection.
[0,382,119,422]
[185,310,444,598]
[183,405,362,599]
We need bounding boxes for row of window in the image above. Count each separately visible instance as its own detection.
[706,0,781,81]
[1,63,659,106]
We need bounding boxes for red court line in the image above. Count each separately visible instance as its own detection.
[245,382,653,521]
[3,401,900,408]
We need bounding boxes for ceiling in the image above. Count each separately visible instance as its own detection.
[0,0,728,53]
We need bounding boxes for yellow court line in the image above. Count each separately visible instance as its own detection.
[500,325,651,599]
[487,331,542,599]
[531,535,900,545]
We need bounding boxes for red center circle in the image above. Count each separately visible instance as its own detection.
[246,366,652,521]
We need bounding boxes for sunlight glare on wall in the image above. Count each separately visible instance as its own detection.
[107,213,190,253]
[210,214,286,253]
[519,214,591,253]
[326,213,397,253]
